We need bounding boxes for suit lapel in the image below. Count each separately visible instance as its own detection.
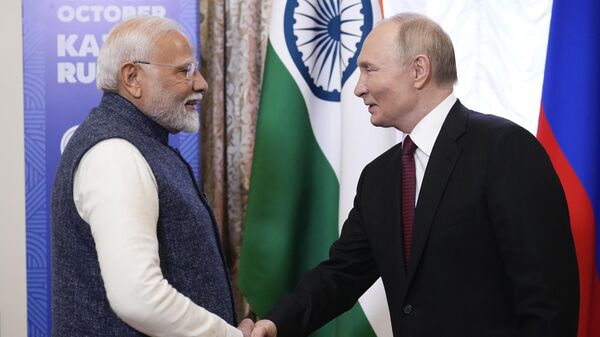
[381,144,409,281]
[403,101,468,291]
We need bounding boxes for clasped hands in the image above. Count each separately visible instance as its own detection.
[238,318,277,337]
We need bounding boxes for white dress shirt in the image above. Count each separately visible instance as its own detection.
[402,93,457,205]
[73,138,241,337]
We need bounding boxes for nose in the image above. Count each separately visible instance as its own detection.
[354,73,366,97]
[192,71,208,93]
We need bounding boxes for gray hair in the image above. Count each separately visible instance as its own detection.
[96,16,184,92]
[382,13,458,86]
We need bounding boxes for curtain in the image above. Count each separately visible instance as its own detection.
[199,0,272,319]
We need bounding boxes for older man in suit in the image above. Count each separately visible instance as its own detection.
[51,16,255,337]
[247,12,579,337]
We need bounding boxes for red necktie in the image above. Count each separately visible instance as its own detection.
[401,136,417,267]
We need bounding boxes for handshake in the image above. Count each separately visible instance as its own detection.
[238,318,277,337]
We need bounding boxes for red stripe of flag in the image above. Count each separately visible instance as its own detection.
[538,107,600,337]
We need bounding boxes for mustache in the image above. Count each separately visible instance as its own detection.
[186,93,203,102]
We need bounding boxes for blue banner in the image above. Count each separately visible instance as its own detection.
[22,1,200,335]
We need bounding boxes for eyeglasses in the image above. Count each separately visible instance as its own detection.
[132,60,199,80]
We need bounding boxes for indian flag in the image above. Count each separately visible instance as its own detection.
[238,0,396,336]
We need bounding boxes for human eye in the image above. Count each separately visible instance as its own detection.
[358,63,370,73]
[363,63,376,73]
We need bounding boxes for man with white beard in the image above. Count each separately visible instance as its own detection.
[51,16,252,337]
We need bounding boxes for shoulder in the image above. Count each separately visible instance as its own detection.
[460,108,551,171]
[460,107,539,148]
[468,110,523,132]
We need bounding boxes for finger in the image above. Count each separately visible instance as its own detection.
[251,320,276,337]
[239,318,254,329]
[238,318,255,337]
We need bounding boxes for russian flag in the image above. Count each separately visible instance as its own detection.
[537,0,600,336]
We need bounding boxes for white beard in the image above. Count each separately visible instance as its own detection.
[144,81,202,133]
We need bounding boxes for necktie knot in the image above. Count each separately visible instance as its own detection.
[402,136,417,155]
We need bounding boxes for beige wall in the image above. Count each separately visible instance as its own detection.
[0,0,28,336]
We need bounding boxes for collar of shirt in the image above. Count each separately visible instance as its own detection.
[403,93,457,156]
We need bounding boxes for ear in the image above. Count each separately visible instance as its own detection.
[119,63,142,98]
[412,54,431,89]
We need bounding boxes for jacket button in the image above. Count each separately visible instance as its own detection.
[403,304,413,315]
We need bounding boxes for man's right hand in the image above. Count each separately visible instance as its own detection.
[251,319,277,337]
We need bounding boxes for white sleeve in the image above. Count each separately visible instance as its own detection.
[73,138,242,337]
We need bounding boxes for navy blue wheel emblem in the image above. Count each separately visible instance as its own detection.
[284,0,372,102]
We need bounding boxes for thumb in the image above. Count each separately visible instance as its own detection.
[251,319,277,337]
[238,318,255,337]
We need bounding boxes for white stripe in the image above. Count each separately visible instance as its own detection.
[339,2,395,335]
[268,0,342,177]
[268,1,396,335]
[340,52,396,337]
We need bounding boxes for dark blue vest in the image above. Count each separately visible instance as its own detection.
[51,93,236,336]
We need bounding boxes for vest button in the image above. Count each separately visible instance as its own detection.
[403,304,413,315]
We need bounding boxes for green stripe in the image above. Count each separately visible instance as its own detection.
[238,41,376,337]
